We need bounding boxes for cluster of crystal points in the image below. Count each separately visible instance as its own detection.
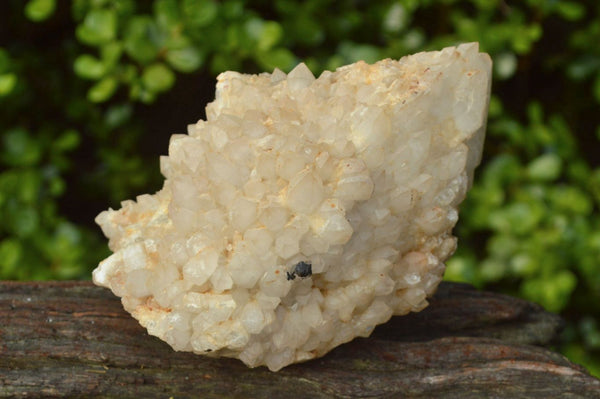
[93,43,491,371]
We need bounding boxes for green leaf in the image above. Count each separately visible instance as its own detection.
[562,343,600,379]
[225,23,253,53]
[76,8,118,45]
[124,16,161,64]
[489,202,544,235]
[25,0,56,22]
[555,1,585,21]
[154,0,180,29]
[142,63,175,92]
[521,270,576,313]
[258,21,283,51]
[579,318,600,349]
[0,73,17,96]
[338,41,381,64]
[105,103,132,128]
[182,0,218,28]
[87,76,118,102]
[527,102,544,124]
[100,41,123,67]
[139,89,157,104]
[47,223,85,274]
[221,0,243,19]
[164,33,193,50]
[255,48,296,72]
[511,24,542,54]
[0,239,22,278]
[9,206,39,237]
[210,53,241,74]
[487,234,519,259]
[325,54,345,71]
[480,258,507,282]
[550,186,593,215]
[567,56,600,81]
[74,54,106,80]
[383,3,408,33]
[56,222,82,247]
[509,253,538,278]
[1,129,42,166]
[54,129,81,152]
[402,29,425,50]
[290,15,325,46]
[122,64,137,83]
[482,154,522,186]
[19,169,41,203]
[487,95,503,118]
[444,254,480,286]
[49,175,65,197]
[494,52,517,80]
[166,47,204,73]
[245,18,263,41]
[71,0,88,20]
[527,153,562,181]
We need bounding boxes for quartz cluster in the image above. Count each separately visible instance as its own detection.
[93,43,492,371]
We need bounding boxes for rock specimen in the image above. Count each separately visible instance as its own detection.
[93,43,492,371]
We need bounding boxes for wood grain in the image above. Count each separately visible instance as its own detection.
[1,281,599,398]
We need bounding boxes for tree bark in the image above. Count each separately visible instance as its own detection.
[1,281,598,398]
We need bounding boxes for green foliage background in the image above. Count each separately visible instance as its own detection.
[2,0,600,376]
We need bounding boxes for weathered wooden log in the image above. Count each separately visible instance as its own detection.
[1,281,599,398]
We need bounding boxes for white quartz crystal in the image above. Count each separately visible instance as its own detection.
[93,43,492,371]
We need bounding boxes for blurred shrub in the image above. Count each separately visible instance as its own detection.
[1,0,599,376]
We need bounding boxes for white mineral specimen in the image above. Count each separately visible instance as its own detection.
[93,43,492,371]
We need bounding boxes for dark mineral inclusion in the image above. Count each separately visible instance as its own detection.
[286,261,312,280]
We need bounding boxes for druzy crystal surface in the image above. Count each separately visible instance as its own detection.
[93,43,492,371]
